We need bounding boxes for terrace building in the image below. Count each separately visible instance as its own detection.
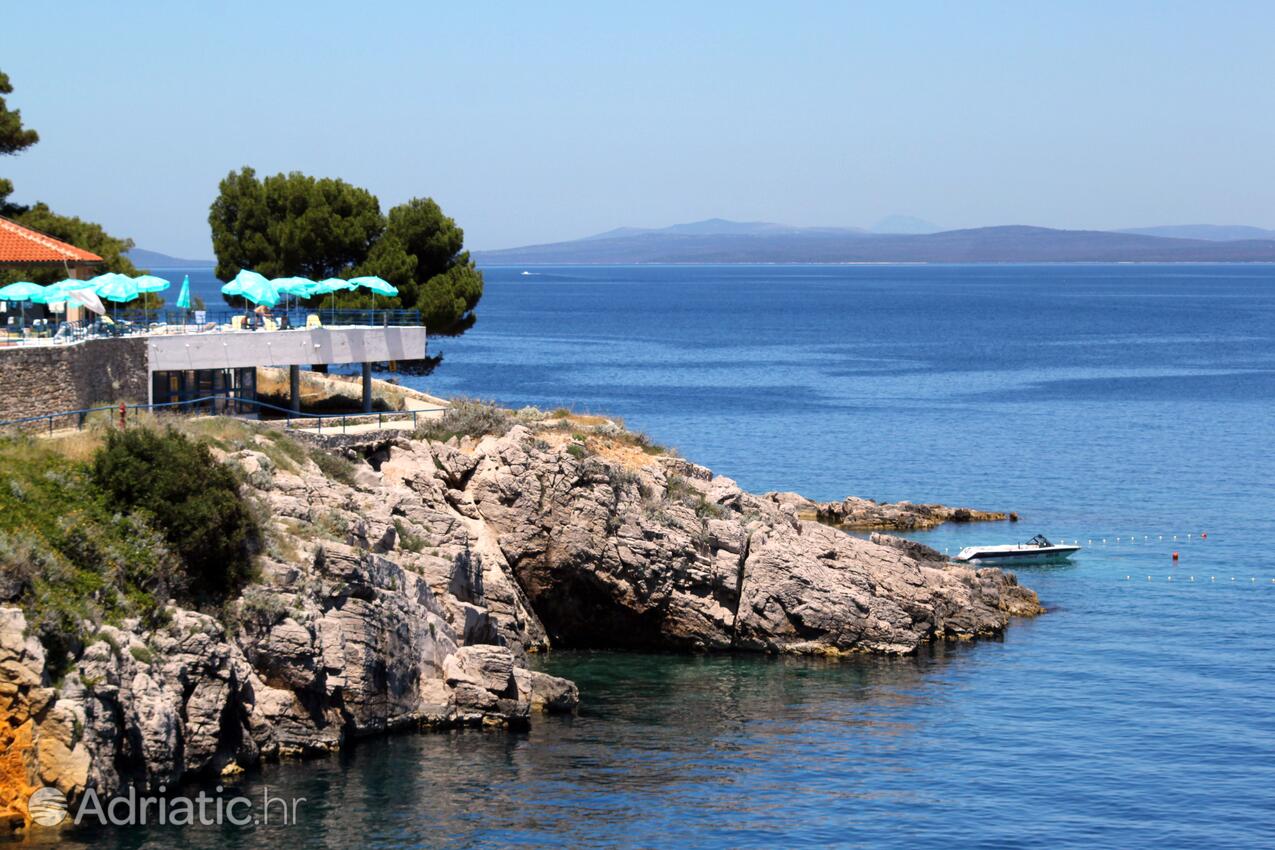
[0,218,428,424]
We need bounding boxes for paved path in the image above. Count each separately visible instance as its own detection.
[280,407,446,436]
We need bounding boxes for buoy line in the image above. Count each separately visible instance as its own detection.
[1121,575,1275,584]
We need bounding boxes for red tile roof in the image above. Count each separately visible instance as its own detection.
[0,216,103,264]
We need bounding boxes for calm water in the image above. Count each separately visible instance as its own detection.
[75,264,1275,848]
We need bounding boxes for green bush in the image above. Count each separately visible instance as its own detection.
[0,438,180,680]
[308,447,360,487]
[91,428,260,605]
[414,398,513,442]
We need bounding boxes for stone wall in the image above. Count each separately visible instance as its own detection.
[0,338,149,425]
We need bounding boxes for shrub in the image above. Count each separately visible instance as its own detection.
[129,644,155,665]
[393,519,428,553]
[91,428,260,606]
[233,587,289,630]
[308,447,360,487]
[0,437,181,679]
[414,398,513,442]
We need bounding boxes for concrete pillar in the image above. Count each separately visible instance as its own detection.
[361,362,373,413]
[289,365,301,413]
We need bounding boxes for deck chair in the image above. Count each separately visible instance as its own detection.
[263,317,279,332]
[305,313,323,329]
[230,315,247,331]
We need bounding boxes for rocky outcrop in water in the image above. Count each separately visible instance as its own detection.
[787,494,1016,530]
[1,416,1039,830]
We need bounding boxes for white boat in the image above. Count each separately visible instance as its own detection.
[954,534,1080,565]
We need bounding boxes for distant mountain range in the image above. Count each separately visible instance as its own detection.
[475,220,1275,265]
[1115,224,1275,241]
[126,248,215,269]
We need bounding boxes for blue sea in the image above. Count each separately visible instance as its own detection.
[87,264,1275,848]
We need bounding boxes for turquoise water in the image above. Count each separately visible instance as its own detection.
[79,264,1275,848]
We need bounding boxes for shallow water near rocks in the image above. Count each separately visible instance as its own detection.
[69,264,1275,848]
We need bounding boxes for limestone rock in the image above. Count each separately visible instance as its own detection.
[2,415,1039,828]
[808,496,1011,530]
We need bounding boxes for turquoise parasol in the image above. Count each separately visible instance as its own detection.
[221,270,279,307]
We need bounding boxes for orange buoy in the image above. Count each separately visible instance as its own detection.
[1172,551,1179,561]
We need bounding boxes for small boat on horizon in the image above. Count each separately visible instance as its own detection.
[954,534,1080,565]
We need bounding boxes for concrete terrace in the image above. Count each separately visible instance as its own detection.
[0,322,430,424]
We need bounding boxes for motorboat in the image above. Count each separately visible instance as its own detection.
[954,534,1080,565]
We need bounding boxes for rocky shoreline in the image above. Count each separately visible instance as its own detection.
[0,409,1041,832]
[791,494,1017,530]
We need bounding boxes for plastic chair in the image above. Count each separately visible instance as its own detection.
[305,314,323,329]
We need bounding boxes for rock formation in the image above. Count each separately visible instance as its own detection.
[790,494,1016,530]
[0,415,1040,831]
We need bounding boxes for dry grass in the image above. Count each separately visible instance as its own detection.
[39,413,311,477]
[45,430,106,463]
[537,428,661,472]
[548,408,614,427]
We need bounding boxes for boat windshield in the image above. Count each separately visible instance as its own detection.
[1028,534,1053,547]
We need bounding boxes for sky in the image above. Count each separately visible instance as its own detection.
[3,1,1274,258]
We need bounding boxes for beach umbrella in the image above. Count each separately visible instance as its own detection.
[94,274,141,302]
[133,274,170,293]
[37,278,96,302]
[41,283,106,316]
[0,281,45,301]
[221,269,278,308]
[37,280,86,304]
[348,275,398,297]
[175,275,191,311]
[348,275,397,321]
[271,276,317,317]
[273,276,317,295]
[132,275,169,324]
[315,277,354,322]
[91,273,141,322]
[27,277,106,323]
[0,281,44,331]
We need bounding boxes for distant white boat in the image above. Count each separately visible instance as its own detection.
[954,534,1080,565]
[520,271,534,276]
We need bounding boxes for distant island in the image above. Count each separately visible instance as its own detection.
[474,219,1275,264]
[125,247,215,268]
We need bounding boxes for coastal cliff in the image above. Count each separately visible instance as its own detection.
[0,407,1040,830]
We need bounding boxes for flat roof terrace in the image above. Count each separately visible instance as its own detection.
[146,325,428,371]
[0,321,428,422]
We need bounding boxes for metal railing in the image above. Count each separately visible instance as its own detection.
[0,395,446,437]
[1,308,423,346]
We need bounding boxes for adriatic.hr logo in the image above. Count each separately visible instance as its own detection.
[26,784,306,828]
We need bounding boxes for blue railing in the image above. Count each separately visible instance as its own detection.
[2,308,423,345]
[0,395,445,437]
[115,308,422,327]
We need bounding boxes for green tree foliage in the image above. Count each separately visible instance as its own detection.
[210,167,483,334]
[0,69,40,208]
[372,198,483,334]
[90,428,260,605]
[0,437,180,678]
[208,167,383,281]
